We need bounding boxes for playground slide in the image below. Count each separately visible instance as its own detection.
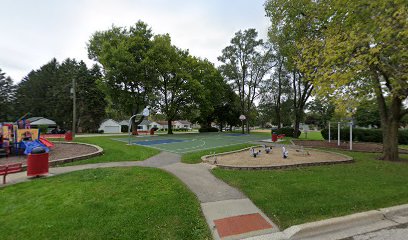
[22,140,50,155]
[39,137,55,148]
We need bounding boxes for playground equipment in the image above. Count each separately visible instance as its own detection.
[128,107,150,145]
[264,145,271,154]
[327,120,353,150]
[0,116,53,157]
[282,147,289,159]
[249,147,262,158]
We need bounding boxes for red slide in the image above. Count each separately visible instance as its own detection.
[39,137,55,148]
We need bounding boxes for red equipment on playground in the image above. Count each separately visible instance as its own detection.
[39,137,55,148]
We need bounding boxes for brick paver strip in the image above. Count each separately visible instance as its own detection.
[214,213,273,238]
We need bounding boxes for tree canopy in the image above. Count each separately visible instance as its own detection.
[266,0,407,160]
[218,29,274,133]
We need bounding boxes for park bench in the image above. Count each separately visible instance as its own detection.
[0,163,23,184]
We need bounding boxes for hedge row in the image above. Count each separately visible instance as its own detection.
[198,127,219,133]
[271,127,301,138]
[321,128,408,144]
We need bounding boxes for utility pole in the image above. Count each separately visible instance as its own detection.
[72,78,76,137]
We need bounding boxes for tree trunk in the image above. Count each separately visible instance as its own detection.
[219,122,223,132]
[275,106,281,129]
[381,119,399,161]
[167,120,173,134]
[377,96,402,161]
[131,115,144,135]
[294,113,301,138]
[246,119,250,134]
[372,70,402,161]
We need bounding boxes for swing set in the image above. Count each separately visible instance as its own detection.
[327,120,354,150]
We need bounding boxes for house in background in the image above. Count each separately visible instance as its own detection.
[98,119,121,133]
[137,120,152,131]
[174,120,192,129]
[156,121,169,130]
[119,119,162,132]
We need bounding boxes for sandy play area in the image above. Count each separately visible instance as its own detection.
[204,146,353,170]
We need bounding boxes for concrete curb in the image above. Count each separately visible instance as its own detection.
[283,210,384,239]
[20,142,104,171]
[48,142,104,166]
[201,145,262,163]
[246,203,408,240]
[380,203,408,224]
[202,146,353,170]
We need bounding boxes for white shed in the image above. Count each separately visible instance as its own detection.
[99,119,121,133]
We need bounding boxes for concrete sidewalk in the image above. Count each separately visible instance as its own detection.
[2,151,279,239]
[4,150,408,240]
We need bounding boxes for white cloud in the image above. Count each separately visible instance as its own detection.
[0,0,270,82]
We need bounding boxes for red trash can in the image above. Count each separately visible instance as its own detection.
[27,152,49,177]
[65,131,73,141]
[150,128,155,135]
[272,133,278,142]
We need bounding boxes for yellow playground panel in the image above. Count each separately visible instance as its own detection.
[16,129,39,142]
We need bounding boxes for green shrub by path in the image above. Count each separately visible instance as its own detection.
[181,143,256,164]
[0,168,211,240]
[272,127,301,138]
[212,150,408,229]
[60,136,160,166]
[321,128,408,144]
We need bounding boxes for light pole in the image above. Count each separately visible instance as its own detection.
[71,79,76,137]
[128,107,150,145]
[337,122,341,146]
[328,122,331,143]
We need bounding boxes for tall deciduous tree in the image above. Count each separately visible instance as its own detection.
[265,0,319,137]
[306,98,335,129]
[88,21,155,132]
[146,34,203,134]
[292,0,407,161]
[218,29,274,134]
[188,58,234,129]
[0,68,16,122]
[260,53,292,129]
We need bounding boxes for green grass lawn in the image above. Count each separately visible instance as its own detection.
[181,143,257,164]
[298,131,324,140]
[59,136,160,166]
[212,150,408,229]
[0,168,210,240]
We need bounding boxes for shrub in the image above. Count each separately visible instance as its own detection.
[321,128,408,144]
[272,127,301,138]
[121,125,129,133]
[174,128,190,132]
[198,127,219,133]
[398,130,408,145]
[38,125,49,134]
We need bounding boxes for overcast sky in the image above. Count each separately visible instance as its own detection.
[0,0,270,82]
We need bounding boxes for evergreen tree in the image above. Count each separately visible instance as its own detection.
[0,68,16,122]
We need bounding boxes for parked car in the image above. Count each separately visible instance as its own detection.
[51,128,66,134]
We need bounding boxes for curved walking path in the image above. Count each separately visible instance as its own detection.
[3,151,279,239]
